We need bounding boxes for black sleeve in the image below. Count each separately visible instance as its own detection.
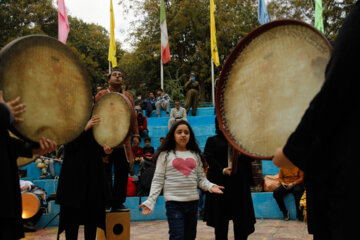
[204,137,227,174]
[283,3,360,171]
[8,136,33,158]
[0,103,13,131]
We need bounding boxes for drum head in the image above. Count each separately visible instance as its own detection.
[21,192,40,219]
[0,35,92,145]
[92,92,132,148]
[216,20,332,159]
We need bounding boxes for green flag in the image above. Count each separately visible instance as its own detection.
[315,0,324,34]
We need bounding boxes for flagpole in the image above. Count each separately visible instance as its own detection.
[211,58,215,106]
[109,61,111,74]
[161,58,164,90]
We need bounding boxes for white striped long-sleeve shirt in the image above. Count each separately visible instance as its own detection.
[142,150,215,211]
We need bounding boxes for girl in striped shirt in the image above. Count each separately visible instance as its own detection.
[140,120,223,240]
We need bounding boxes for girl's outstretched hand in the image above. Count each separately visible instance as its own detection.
[210,185,224,194]
[139,204,152,215]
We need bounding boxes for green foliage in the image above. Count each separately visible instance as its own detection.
[0,0,123,93]
[1,0,357,100]
[0,0,58,46]
[164,69,185,102]
[119,0,260,101]
[267,0,357,42]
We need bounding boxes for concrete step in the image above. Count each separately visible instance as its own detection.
[147,115,215,127]
[37,192,297,227]
[144,107,215,118]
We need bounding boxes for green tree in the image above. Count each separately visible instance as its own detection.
[267,0,357,42]
[119,0,260,101]
[0,0,124,92]
[0,0,58,47]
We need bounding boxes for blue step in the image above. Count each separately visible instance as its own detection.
[144,107,215,117]
[37,192,296,227]
[262,160,280,176]
[20,162,62,180]
[147,115,215,127]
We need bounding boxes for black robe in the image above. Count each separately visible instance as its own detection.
[0,103,33,239]
[203,133,255,236]
[282,2,360,238]
[56,130,109,235]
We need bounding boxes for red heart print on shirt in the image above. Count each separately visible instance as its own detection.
[172,158,197,177]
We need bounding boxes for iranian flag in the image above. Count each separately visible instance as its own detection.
[160,0,171,64]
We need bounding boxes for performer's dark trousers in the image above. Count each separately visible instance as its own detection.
[65,223,96,240]
[273,184,304,217]
[104,148,129,209]
[214,220,248,240]
[145,102,155,117]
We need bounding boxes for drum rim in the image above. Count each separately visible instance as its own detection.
[21,192,41,219]
[0,34,93,145]
[215,19,332,159]
[92,92,134,148]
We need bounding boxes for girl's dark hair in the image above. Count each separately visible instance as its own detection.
[153,120,201,165]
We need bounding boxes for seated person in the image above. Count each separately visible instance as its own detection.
[142,137,154,168]
[43,145,64,178]
[144,92,157,117]
[130,135,143,176]
[168,99,187,130]
[19,170,46,232]
[136,106,149,138]
[273,167,305,220]
[155,89,170,117]
[135,93,144,108]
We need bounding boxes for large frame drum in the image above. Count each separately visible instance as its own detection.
[92,92,133,148]
[0,35,92,145]
[216,20,332,159]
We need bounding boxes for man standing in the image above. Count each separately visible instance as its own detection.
[95,69,138,211]
[168,100,187,130]
[184,72,199,116]
[155,89,170,117]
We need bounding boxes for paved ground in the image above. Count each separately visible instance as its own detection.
[23,219,312,240]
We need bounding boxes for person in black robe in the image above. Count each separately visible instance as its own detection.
[56,115,112,240]
[204,118,255,240]
[273,2,360,239]
[0,91,57,240]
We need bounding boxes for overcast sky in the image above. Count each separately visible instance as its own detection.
[53,0,138,50]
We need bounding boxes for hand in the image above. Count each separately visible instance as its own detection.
[139,204,152,215]
[32,137,57,155]
[223,167,232,176]
[102,156,109,164]
[103,144,113,155]
[285,183,295,190]
[273,148,296,169]
[0,91,26,123]
[210,185,224,194]
[84,115,100,131]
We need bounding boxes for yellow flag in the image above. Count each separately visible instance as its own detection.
[108,0,117,67]
[210,0,220,67]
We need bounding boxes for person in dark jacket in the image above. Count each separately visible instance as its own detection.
[204,118,255,240]
[273,2,360,239]
[56,115,112,240]
[0,91,56,240]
